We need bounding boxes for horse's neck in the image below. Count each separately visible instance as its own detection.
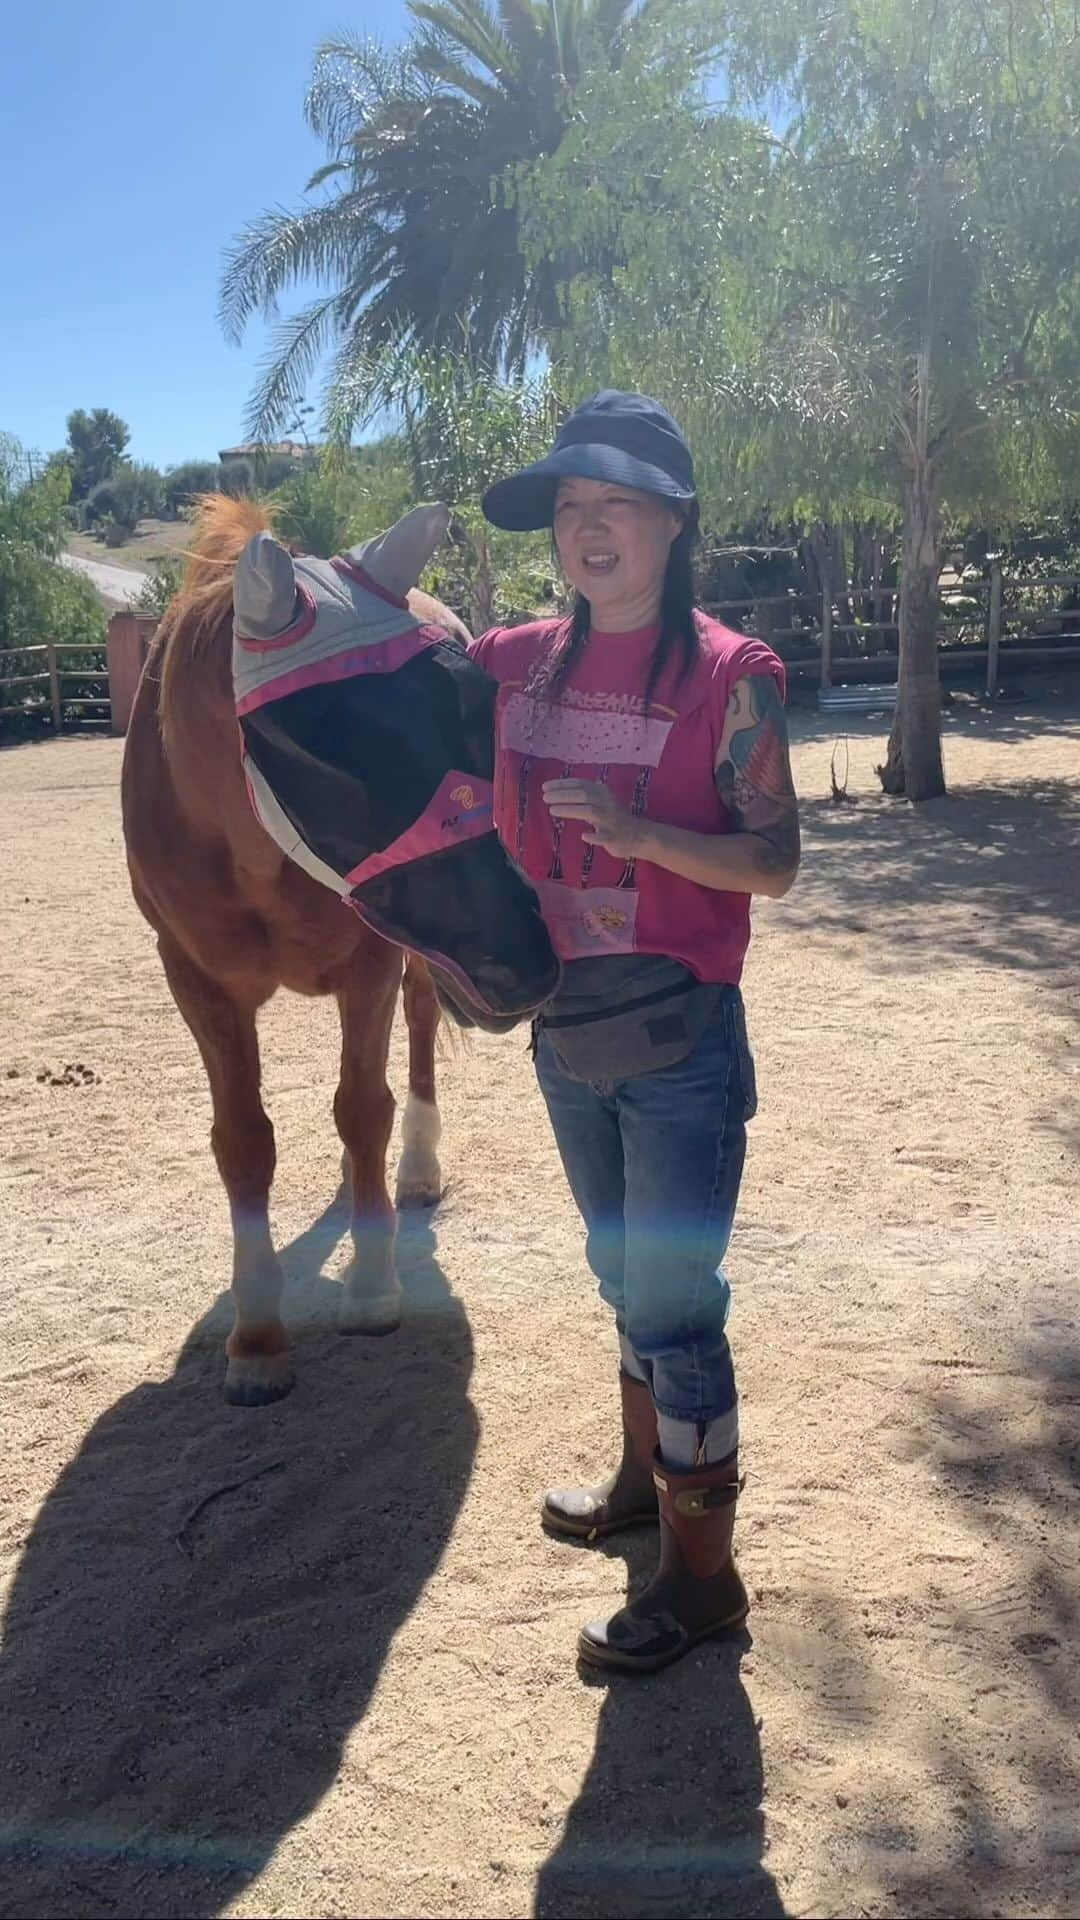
[161,608,242,809]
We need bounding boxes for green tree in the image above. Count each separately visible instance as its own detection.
[163,460,221,514]
[272,445,410,556]
[220,0,673,437]
[135,555,186,617]
[253,450,306,491]
[331,345,564,628]
[85,463,165,541]
[508,29,772,511]
[726,0,1080,798]
[218,459,255,500]
[0,435,106,703]
[216,451,306,500]
[64,407,130,502]
[514,0,1080,798]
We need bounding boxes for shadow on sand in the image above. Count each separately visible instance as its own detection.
[0,1199,477,1918]
[535,1529,786,1920]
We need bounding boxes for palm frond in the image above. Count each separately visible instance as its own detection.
[226,0,646,416]
[409,0,515,83]
[322,330,403,443]
[496,0,548,64]
[219,194,369,343]
[245,294,345,441]
[412,35,509,107]
[305,36,425,151]
[584,0,641,46]
[305,159,350,191]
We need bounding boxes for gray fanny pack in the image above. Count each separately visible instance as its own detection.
[538,970,729,1082]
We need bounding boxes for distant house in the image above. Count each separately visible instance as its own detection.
[218,441,316,466]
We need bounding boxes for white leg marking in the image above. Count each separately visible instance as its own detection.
[339,1216,402,1334]
[395,1093,443,1210]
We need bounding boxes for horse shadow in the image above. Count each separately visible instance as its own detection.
[535,1533,786,1920]
[0,1195,476,1918]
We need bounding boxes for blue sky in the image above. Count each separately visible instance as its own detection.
[3,0,414,469]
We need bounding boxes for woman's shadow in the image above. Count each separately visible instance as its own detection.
[0,1195,476,1919]
[535,1532,787,1920]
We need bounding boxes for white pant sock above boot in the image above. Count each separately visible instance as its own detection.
[617,1330,649,1384]
[657,1405,739,1469]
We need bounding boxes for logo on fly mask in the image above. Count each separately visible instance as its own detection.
[444,781,489,830]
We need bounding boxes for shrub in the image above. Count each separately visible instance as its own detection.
[85,462,165,537]
[218,459,254,499]
[423,506,559,635]
[272,447,412,558]
[135,555,185,617]
[163,461,220,514]
[0,436,106,727]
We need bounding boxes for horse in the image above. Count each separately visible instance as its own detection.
[122,494,488,1408]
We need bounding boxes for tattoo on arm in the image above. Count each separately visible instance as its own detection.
[714,675,801,877]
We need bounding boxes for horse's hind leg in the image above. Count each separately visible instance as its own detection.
[335,955,403,1335]
[158,936,293,1405]
[395,956,443,1211]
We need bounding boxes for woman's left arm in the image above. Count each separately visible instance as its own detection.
[543,672,800,900]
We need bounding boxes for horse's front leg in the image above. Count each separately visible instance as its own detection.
[335,956,402,1335]
[395,955,444,1210]
[158,935,293,1405]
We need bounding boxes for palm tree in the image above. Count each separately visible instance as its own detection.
[220,0,649,437]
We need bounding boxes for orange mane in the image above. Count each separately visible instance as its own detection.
[158,492,274,733]
[181,491,275,597]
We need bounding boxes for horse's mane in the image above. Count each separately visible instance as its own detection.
[158,493,274,730]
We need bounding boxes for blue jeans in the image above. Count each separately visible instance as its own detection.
[534,989,755,1425]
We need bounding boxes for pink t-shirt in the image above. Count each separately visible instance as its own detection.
[469,614,785,986]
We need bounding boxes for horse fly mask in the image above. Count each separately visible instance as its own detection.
[231,505,560,1029]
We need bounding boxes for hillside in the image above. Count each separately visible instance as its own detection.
[65,516,192,576]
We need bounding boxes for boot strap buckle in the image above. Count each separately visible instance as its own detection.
[670,1480,740,1518]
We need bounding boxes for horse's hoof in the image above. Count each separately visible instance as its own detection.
[224,1351,296,1406]
[395,1177,442,1212]
[337,1290,402,1337]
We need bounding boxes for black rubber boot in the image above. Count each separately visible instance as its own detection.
[577,1451,748,1672]
[542,1371,659,1541]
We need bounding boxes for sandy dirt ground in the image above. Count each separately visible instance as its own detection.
[1,684,1078,1920]
[66,519,192,574]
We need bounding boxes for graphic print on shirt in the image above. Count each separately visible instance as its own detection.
[474,613,787,983]
[502,682,677,959]
[580,763,611,885]
[548,762,573,881]
[504,686,673,766]
[515,755,532,860]
[618,763,654,890]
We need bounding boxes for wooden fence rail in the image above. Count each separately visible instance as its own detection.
[3,572,1080,731]
[0,615,158,733]
[0,641,111,726]
[702,560,1080,697]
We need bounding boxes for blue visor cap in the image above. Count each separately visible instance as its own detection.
[482,390,696,532]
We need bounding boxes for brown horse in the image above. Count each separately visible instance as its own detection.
[122,495,471,1407]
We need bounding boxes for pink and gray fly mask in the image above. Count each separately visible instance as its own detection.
[232,504,560,1029]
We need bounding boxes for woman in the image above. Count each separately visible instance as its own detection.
[472,392,800,1674]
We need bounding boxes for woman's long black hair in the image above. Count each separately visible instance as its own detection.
[531,500,702,713]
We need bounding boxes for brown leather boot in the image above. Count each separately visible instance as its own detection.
[542,1372,659,1541]
[577,1451,748,1671]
